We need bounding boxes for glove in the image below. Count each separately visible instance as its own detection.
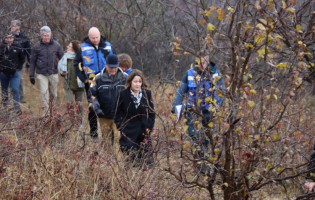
[95,108,105,118]
[26,62,30,68]
[30,76,35,85]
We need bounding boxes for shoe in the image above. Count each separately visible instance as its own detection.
[14,109,22,116]
[91,137,99,143]
[20,99,27,103]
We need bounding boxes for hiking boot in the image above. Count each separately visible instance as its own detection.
[91,137,99,143]
[20,98,27,103]
[14,108,22,116]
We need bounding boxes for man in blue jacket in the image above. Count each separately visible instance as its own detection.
[74,27,116,141]
[173,55,225,171]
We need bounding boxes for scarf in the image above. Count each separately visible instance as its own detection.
[58,51,76,79]
[130,88,142,109]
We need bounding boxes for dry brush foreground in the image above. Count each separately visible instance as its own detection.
[0,75,314,199]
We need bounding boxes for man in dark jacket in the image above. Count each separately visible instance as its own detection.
[0,33,25,113]
[303,144,315,193]
[29,26,64,114]
[89,54,127,144]
[74,27,116,139]
[11,20,31,103]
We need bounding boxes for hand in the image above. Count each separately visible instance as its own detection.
[26,62,30,68]
[96,109,105,118]
[304,181,315,193]
[30,76,35,85]
[61,71,68,76]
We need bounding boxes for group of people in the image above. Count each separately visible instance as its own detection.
[0,22,155,164]
[0,20,227,167]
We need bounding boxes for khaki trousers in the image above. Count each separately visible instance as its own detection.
[37,74,58,114]
[99,118,121,157]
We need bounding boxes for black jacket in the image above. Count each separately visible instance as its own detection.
[90,68,127,119]
[73,35,116,83]
[14,30,31,62]
[29,38,64,77]
[0,42,25,75]
[306,144,315,181]
[114,88,155,149]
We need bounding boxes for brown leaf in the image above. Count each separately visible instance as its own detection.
[216,8,225,20]
[289,0,296,5]
[199,19,206,24]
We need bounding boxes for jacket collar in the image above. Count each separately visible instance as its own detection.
[83,35,107,48]
[40,38,53,45]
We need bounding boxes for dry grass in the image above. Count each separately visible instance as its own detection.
[0,72,311,199]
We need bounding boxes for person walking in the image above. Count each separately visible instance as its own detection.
[114,69,155,165]
[58,40,84,126]
[29,26,64,114]
[10,19,31,103]
[118,53,132,75]
[172,54,225,173]
[0,33,25,114]
[74,27,116,140]
[89,54,127,146]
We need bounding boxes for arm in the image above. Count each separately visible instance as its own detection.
[113,91,123,129]
[17,46,25,70]
[24,36,31,62]
[147,90,155,130]
[29,44,37,77]
[73,48,87,83]
[58,55,67,76]
[173,71,189,106]
[57,44,64,60]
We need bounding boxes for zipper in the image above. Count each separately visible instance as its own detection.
[95,46,100,73]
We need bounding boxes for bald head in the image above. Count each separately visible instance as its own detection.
[88,27,101,46]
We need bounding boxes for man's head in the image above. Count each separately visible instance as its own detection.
[10,20,21,33]
[40,26,51,44]
[118,53,132,72]
[88,27,101,46]
[4,33,14,46]
[105,54,119,75]
[198,55,209,71]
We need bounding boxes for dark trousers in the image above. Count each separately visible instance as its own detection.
[85,82,98,137]
[120,134,154,166]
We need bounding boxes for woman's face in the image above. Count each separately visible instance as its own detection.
[131,76,142,93]
[67,43,74,52]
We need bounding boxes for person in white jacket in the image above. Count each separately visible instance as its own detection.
[58,40,84,126]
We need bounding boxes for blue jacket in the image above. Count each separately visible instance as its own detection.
[125,67,132,75]
[81,41,112,75]
[74,35,116,83]
[173,62,225,111]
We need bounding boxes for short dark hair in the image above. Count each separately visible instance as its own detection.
[125,69,148,89]
[70,40,81,53]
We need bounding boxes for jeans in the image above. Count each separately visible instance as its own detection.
[0,71,20,109]
[186,109,212,151]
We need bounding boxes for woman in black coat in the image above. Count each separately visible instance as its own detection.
[114,69,155,163]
